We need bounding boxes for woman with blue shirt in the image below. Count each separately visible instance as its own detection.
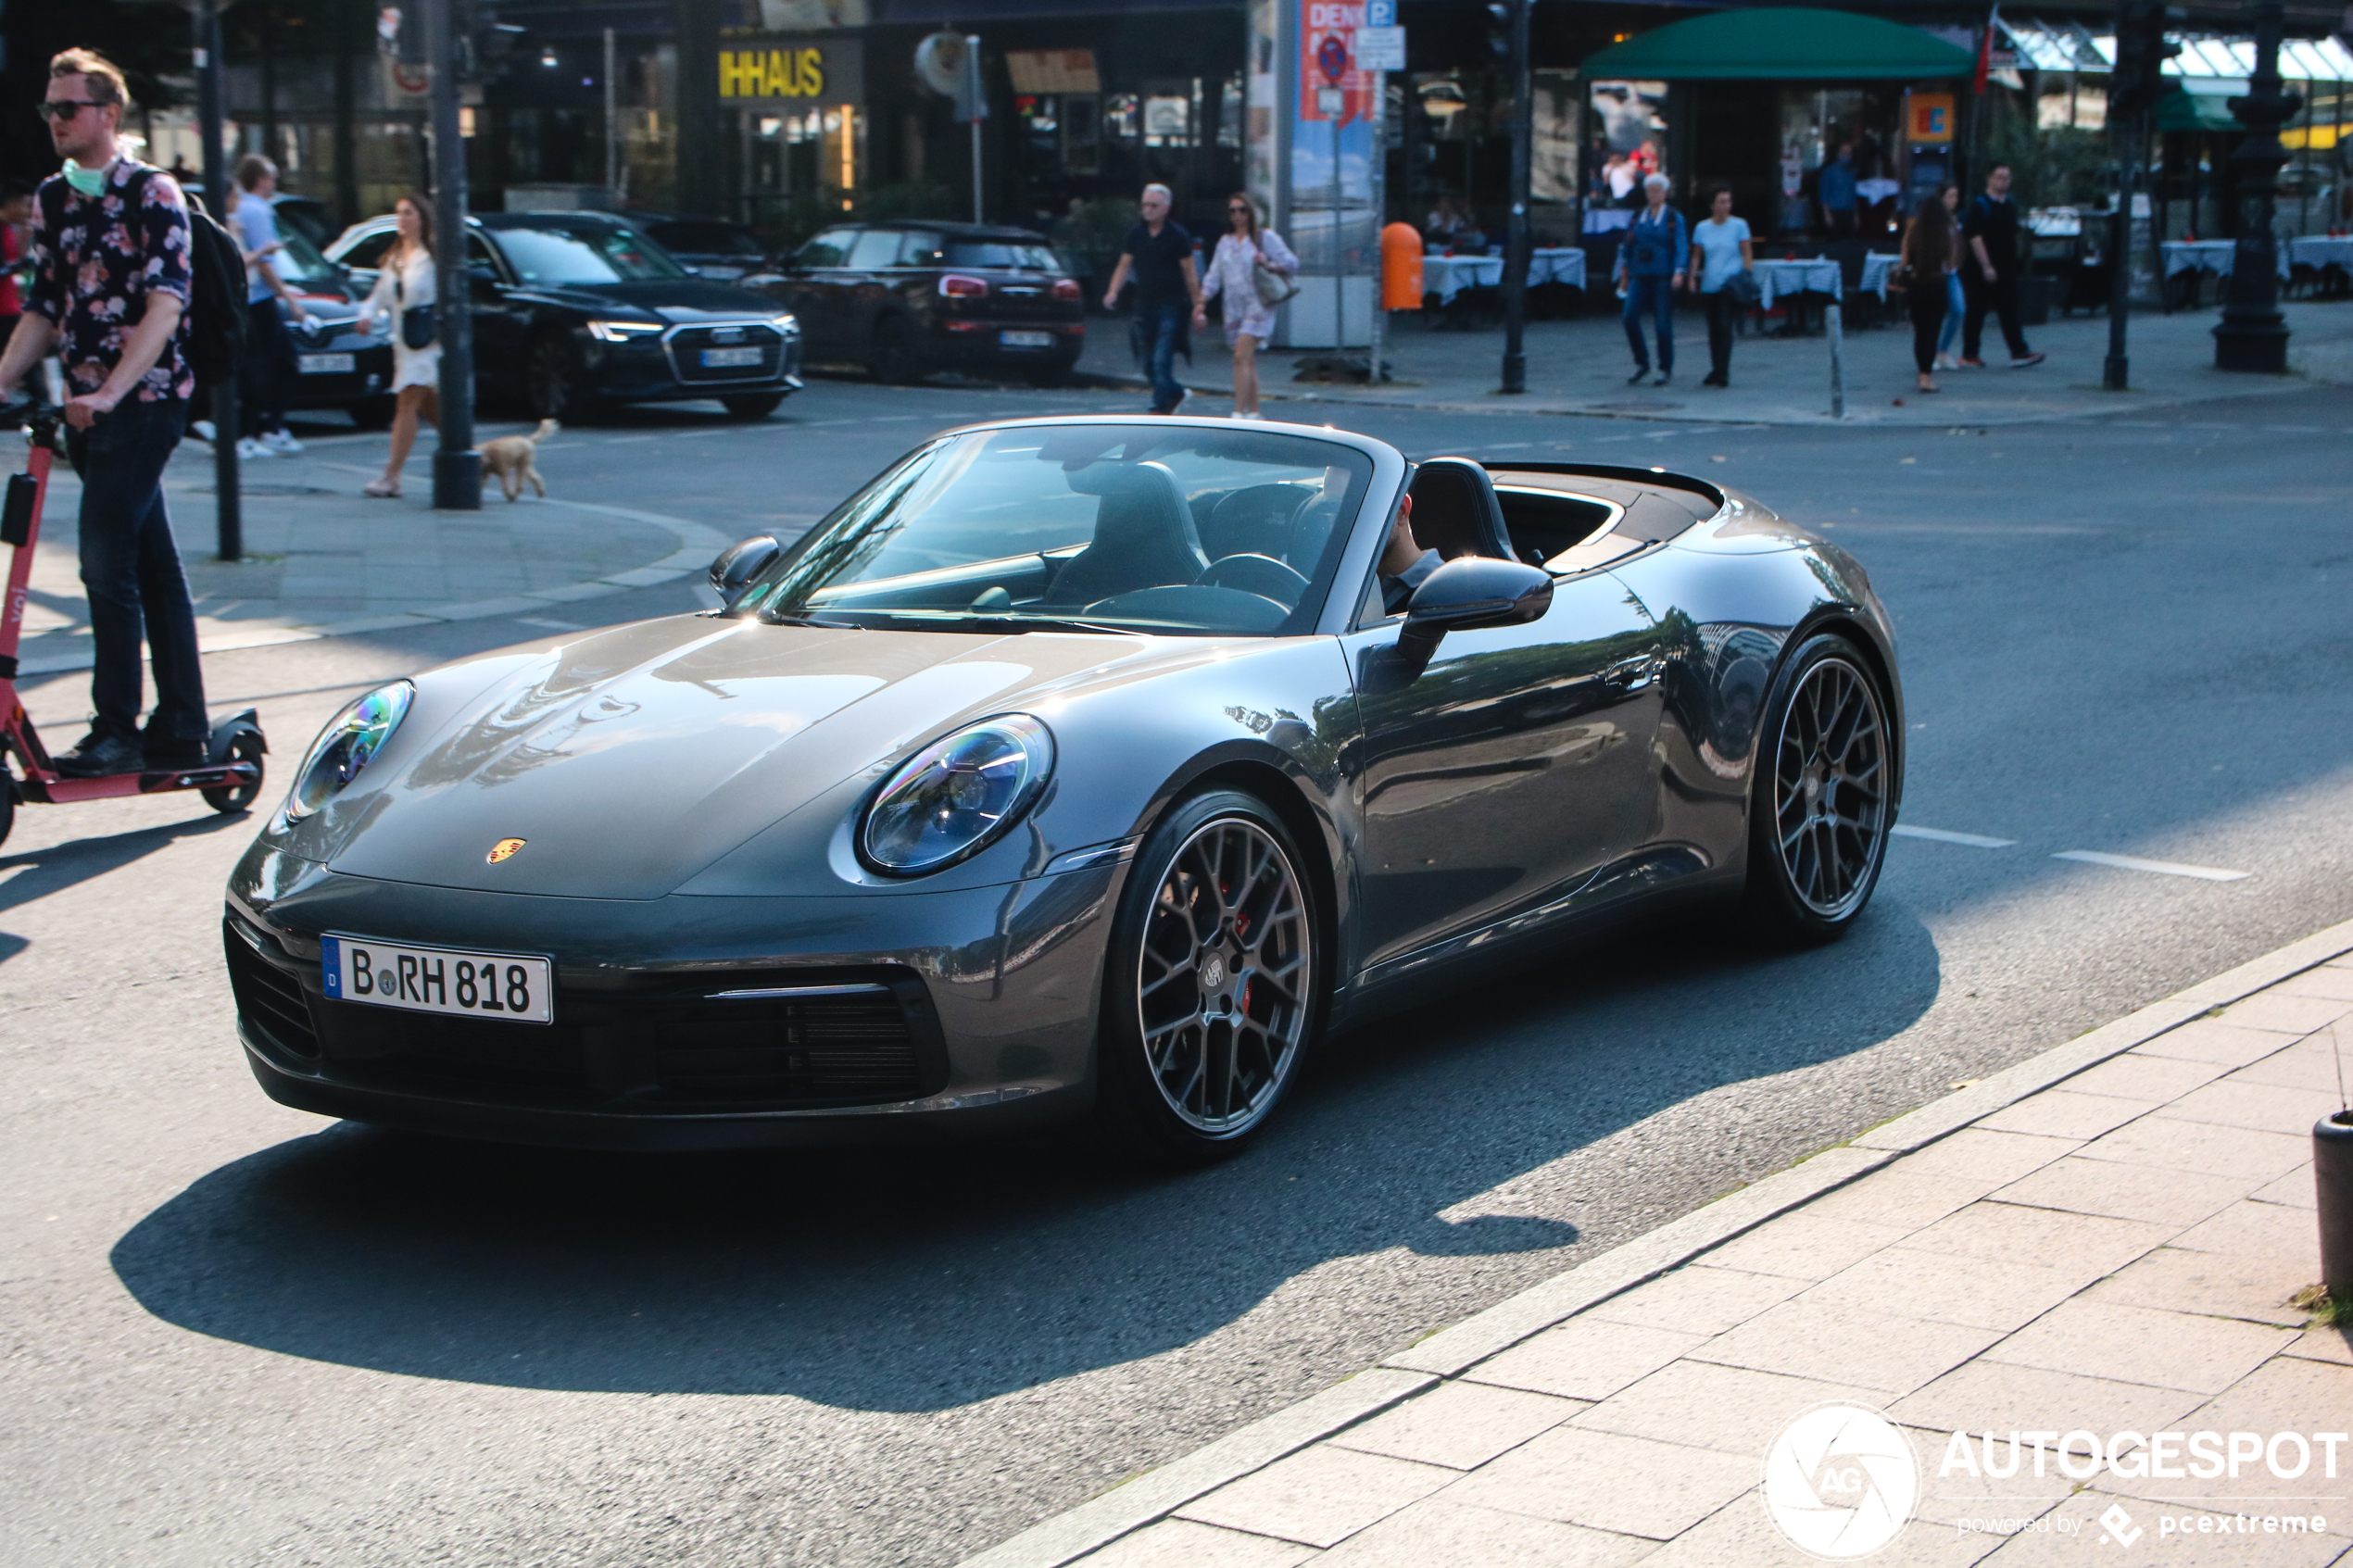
[1613,173,1687,385]
[1685,187,1754,388]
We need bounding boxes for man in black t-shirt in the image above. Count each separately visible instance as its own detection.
[1101,183,1204,414]
[1959,165,2045,369]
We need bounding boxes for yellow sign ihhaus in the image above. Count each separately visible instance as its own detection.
[721,46,825,99]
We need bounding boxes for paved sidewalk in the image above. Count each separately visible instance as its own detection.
[973,924,2353,1568]
[14,424,725,677]
[1078,295,2353,426]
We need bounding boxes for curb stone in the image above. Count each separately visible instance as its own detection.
[955,912,2353,1568]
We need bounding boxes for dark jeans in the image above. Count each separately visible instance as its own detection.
[1907,281,1947,374]
[1621,275,1674,373]
[240,298,296,437]
[1134,297,1186,410]
[63,396,208,746]
[1962,266,2031,360]
[1703,288,1739,381]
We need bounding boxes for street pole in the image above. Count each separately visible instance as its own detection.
[1500,0,1531,395]
[1367,69,1385,385]
[603,27,618,198]
[194,0,242,561]
[964,37,985,224]
[2212,0,2298,371]
[425,0,480,508]
[2103,119,2134,390]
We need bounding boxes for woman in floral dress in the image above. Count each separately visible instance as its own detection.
[1195,193,1296,420]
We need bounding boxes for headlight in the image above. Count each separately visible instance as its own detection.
[283,682,414,823]
[860,714,1054,875]
[586,319,664,342]
[770,312,799,335]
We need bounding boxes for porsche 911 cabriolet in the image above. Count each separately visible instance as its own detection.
[222,416,1902,1161]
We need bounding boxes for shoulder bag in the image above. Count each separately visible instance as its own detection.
[1249,236,1299,307]
[396,257,436,351]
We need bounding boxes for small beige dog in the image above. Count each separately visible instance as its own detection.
[476,419,558,502]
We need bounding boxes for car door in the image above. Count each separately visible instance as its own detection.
[1343,565,1667,974]
[782,228,859,356]
[464,230,527,395]
[842,228,908,342]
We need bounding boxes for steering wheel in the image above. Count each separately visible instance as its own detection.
[1203,483,1312,562]
[1195,552,1310,608]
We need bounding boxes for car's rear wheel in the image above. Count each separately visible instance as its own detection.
[1094,789,1322,1164]
[720,392,786,420]
[866,318,925,384]
[1741,632,1893,944]
[524,332,593,420]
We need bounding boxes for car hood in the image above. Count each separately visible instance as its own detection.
[518,278,785,322]
[320,616,1148,900]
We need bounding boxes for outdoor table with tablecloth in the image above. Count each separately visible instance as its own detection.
[1753,258,1843,308]
[2162,240,2291,280]
[1421,248,1587,305]
[1860,252,1899,299]
[1582,208,1633,235]
[2288,236,2353,272]
[1529,247,1587,290]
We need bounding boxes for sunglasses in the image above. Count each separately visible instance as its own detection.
[42,100,106,120]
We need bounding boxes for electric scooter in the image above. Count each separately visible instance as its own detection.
[0,396,266,848]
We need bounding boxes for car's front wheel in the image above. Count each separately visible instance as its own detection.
[720,392,786,420]
[1741,632,1894,944]
[866,317,925,384]
[524,332,592,420]
[1094,789,1323,1164]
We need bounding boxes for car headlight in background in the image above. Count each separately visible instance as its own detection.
[585,319,665,342]
[860,714,1054,875]
[769,312,799,335]
[284,682,415,823]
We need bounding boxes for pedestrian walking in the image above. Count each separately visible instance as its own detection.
[1900,192,1957,395]
[1614,173,1687,386]
[1197,193,1297,421]
[1959,165,2045,369]
[1818,143,1859,235]
[0,48,209,776]
[1933,183,1966,369]
[230,155,304,458]
[1686,187,1753,389]
[359,193,439,497]
[1100,184,1203,416]
[0,180,33,359]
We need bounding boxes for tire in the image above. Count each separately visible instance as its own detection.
[1092,788,1324,1165]
[721,392,786,420]
[1740,633,1894,945]
[523,332,594,420]
[1023,362,1073,389]
[865,318,925,384]
[202,730,266,815]
[347,395,396,432]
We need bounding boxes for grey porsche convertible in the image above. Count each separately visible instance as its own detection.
[223,415,1902,1161]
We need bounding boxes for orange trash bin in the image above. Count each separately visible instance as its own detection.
[1381,221,1424,311]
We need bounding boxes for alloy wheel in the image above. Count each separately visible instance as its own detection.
[1769,656,1888,918]
[1136,816,1313,1135]
[525,337,575,419]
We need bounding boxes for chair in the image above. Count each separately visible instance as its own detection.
[1044,461,1210,607]
[1404,458,1515,562]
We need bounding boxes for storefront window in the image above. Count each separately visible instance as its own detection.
[1106,94,1139,142]
[1591,80,1667,205]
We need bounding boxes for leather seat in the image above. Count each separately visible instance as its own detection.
[1045,461,1210,607]
[1405,458,1515,561]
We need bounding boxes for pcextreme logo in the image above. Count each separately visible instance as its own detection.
[1762,1402,1920,1559]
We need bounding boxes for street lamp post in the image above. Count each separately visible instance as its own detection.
[2211,0,2299,372]
[1499,0,1532,395]
[424,0,481,508]
[194,0,242,560]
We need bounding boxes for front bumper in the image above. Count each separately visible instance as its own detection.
[223,847,1119,1149]
[579,324,804,406]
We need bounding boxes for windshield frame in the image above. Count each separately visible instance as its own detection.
[737,419,1405,640]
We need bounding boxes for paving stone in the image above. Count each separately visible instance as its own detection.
[2228,1038,2353,1094]
[2082,1248,2312,1327]
[2073,1117,2310,1182]
[1889,1130,2081,1187]
[1980,1298,2296,1393]
[1902,1425,2074,1528]
[2171,1199,2329,1264]
[1696,1213,1909,1281]
[2163,1080,2352,1137]
[1800,1169,1998,1232]
[2060,1054,2231,1102]
[1981,1492,2345,1566]
[1797,1244,2093,1333]
[1331,1382,1586,1471]
[1903,1200,2172,1278]
[2176,1348,2353,1437]
[1438,1425,1756,1540]
[1311,1498,1654,1567]
[1689,1299,1999,1396]
[1570,1360,1889,1456]
[1889,1360,2205,1436]
[2249,1165,2317,1210]
[2224,994,2353,1035]
[2281,1327,2352,1366]
[1177,1446,1457,1549]
[1075,1519,1319,1568]
[2274,968,2353,1003]
[1977,1091,2157,1141]
[1632,1490,2002,1567]
[1992,1156,2257,1228]
[1464,1320,1709,1403]
[1583,1267,1806,1337]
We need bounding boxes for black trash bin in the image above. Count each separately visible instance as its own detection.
[2015,274,2057,327]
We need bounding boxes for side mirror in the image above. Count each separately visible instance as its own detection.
[709,534,781,612]
[1399,557,1554,657]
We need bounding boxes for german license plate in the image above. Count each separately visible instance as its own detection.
[999,331,1053,348]
[701,346,765,368]
[298,352,356,374]
[321,934,553,1024]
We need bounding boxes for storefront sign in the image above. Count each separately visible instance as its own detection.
[1908,92,1955,144]
[1006,49,1100,94]
[1301,0,1377,123]
[718,35,863,106]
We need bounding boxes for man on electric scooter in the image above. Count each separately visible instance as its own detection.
[0,47,208,777]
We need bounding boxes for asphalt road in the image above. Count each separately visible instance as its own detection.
[4,373,2348,1567]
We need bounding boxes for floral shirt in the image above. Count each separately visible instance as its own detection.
[27,158,195,402]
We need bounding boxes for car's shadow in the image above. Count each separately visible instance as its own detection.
[111,905,1939,1410]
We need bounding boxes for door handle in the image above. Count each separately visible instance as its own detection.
[1600,654,1655,691]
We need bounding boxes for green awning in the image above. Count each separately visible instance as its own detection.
[2158,83,2245,132]
[1580,7,1978,81]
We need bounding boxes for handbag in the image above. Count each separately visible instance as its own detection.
[1724,269,1762,307]
[1249,237,1299,307]
[395,263,436,351]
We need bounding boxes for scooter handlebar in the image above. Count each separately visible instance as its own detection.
[0,395,64,449]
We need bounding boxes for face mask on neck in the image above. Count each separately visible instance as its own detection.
[63,158,112,197]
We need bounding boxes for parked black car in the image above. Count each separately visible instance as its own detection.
[269,226,399,430]
[627,213,786,287]
[760,222,1085,385]
[326,210,802,420]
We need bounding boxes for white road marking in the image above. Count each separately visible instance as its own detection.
[1893,825,2016,848]
[1485,442,1534,450]
[2052,849,2250,883]
[517,618,585,632]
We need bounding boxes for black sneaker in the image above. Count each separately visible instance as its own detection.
[54,730,143,778]
[144,734,210,771]
[1627,368,1650,384]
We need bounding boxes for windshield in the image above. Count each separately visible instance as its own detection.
[492,224,687,284]
[742,425,1376,636]
[271,228,344,288]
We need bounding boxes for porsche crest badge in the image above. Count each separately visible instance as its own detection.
[486,837,527,864]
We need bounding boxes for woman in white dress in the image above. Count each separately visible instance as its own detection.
[1194,193,1296,420]
[359,193,441,497]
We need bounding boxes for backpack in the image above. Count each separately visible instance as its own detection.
[37,164,246,395]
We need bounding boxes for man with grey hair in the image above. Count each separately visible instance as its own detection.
[1101,183,1203,414]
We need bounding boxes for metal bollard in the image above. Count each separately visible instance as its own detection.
[1827,301,1845,420]
[2320,1109,2353,1302]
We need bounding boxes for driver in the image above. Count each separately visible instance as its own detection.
[1377,493,1438,616]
